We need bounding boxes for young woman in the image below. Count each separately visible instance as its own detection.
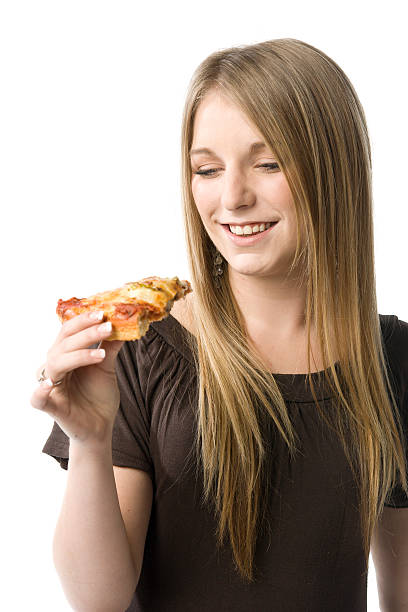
[33,38,408,611]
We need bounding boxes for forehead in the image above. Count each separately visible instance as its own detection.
[191,91,264,148]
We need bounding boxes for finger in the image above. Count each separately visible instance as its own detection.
[35,363,63,386]
[36,363,46,381]
[58,310,106,341]
[44,347,108,385]
[30,379,57,412]
[99,340,125,369]
[60,320,115,354]
[36,361,65,385]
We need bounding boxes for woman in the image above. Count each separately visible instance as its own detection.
[33,38,408,611]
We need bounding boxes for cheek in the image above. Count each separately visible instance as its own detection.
[259,174,294,210]
[276,178,296,219]
[275,174,293,200]
[191,177,203,205]
[191,176,212,199]
[191,180,215,218]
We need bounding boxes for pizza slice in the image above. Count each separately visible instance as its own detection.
[56,276,192,341]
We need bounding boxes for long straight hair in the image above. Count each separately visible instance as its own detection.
[179,38,407,583]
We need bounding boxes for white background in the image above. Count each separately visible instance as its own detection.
[1,0,407,610]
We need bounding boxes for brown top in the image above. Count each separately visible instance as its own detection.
[42,313,408,612]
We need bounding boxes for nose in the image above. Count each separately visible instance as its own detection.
[220,167,255,211]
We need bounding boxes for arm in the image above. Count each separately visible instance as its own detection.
[52,440,152,612]
[371,506,408,612]
[113,464,153,585]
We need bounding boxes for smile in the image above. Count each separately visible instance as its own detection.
[221,222,278,244]
[229,222,274,235]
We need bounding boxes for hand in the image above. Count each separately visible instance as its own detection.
[31,311,125,446]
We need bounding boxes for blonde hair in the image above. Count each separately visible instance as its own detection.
[180,38,407,583]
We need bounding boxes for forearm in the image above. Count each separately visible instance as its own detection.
[53,440,137,612]
[378,589,408,612]
[379,603,408,612]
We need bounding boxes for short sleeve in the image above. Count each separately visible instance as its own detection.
[41,339,154,481]
[111,340,154,479]
[383,316,408,508]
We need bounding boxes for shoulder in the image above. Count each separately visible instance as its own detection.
[379,313,408,407]
[125,292,196,370]
[380,313,408,341]
[115,312,196,416]
[380,314,408,365]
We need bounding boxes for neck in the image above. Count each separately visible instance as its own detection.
[228,266,311,341]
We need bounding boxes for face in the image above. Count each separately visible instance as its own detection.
[190,90,302,281]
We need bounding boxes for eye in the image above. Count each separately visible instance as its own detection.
[192,168,221,177]
[192,162,280,177]
[258,163,280,171]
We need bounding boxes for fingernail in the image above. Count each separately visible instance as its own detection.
[99,322,112,332]
[90,311,104,321]
[91,349,105,358]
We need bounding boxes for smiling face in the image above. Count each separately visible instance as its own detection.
[190,90,304,281]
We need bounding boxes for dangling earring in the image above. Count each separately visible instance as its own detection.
[213,248,224,288]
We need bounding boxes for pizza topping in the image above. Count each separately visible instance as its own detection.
[111,301,161,320]
[57,297,84,318]
[127,282,161,292]
[112,303,139,320]
[57,297,82,309]
[126,278,176,299]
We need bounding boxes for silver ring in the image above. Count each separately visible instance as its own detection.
[37,367,64,387]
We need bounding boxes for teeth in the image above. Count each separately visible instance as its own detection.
[229,222,271,235]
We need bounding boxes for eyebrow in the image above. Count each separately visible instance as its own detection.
[189,141,269,157]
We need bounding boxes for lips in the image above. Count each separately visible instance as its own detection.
[222,221,278,227]
[221,221,278,244]
[223,222,278,235]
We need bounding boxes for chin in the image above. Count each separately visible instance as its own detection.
[229,264,270,277]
